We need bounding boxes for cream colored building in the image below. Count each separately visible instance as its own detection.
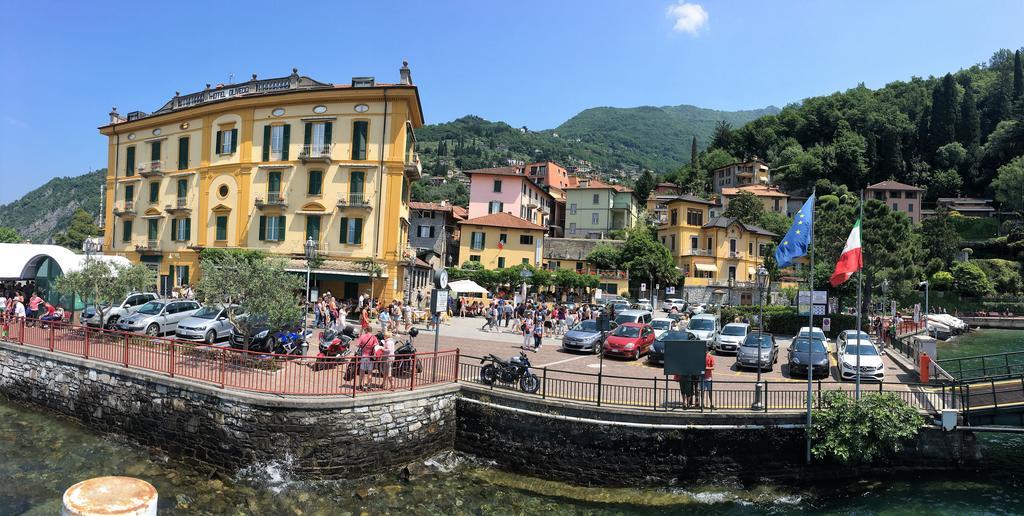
[99,65,423,302]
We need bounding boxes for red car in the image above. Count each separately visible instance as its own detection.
[603,322,655,360]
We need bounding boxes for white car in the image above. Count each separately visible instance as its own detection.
[838,338,885,381]
[837,329,871,350]
[687,303,706,316]
[797,326,831,350]
[714,322,750,354]
[635,299,653,312]
[649,318,675,338]
[662,298,686,312]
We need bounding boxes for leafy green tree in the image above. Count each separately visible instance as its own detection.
[934,142,967,170]
[723,191,765,226]
[410,179,468,206]
[993,156,1024,213]
[586,244,622,270]
[619,224,678,293]
[759,211,792,239]
[918,208,962,267]
[0,227,21,243]
[950,261,994,297]
[811,391,924,465]
[710,120,734,152]
[701,148,737,172]
[832,123,869,189]
[196,254,304,349]
[53,208,100,250]
[55,260,156,326]
[974,259,1023,295]
[928,73,959,155]
[633,170,657,203]
[929,168,963,200]
[1015,50,1024,100]
[358,257,385,300]
[930,271,954,290]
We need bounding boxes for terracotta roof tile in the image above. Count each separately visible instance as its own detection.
[866,180,924,191]
[458,212,546,231]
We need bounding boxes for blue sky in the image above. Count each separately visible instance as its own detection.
[1,0,1022,204]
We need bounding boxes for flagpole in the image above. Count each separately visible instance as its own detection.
[855,191,864,400]
[806,188,815,465]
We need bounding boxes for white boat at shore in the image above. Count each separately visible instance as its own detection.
[925,314,969,340]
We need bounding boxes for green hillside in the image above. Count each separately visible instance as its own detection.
[414,104,778,179]
[0,169,105,243]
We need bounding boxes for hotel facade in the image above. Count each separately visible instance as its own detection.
[98,65,423,302]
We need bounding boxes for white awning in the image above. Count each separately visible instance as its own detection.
[0,243,130,281]
[695,263,718,272]
[448,279,489,294]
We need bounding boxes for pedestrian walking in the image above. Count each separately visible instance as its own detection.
[521,317,533,351]
[702,350,715,409]
[532,316,544,352]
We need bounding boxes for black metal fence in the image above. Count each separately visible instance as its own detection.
[460,355,951,414]
[938,351,1024,382]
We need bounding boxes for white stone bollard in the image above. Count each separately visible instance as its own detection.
[62,476,158,516]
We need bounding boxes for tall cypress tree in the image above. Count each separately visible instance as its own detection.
[929,73,958,155]
[1014,50,1024,100]
[956,80,981,150]
[690,136,699,168]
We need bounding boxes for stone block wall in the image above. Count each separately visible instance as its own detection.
[0,342,457,479]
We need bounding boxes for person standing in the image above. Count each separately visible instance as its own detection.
[522,316,534,351]
[702,350,715,409]
[532,315,544,352]
[27,292,43,325]
[355,328,378,391]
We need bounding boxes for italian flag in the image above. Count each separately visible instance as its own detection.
[830,219,862,287]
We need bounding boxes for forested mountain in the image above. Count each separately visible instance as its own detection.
[684,48,1024,203]
[414,104,777,178]
[0,169,105,243]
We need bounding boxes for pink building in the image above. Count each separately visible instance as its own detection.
[465,167,554,227]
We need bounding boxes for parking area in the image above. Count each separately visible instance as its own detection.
[403,314,916,387]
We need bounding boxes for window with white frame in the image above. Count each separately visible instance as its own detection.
[266,216,282,241]
[592,212,599,224]
[220,130,234,154]
[569,223,576,234]
[488,201,504,214]
[569,203,577,215]
[270,125,284,160]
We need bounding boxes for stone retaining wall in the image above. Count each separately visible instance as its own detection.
[0,341,457,479]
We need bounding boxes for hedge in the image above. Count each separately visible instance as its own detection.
[718,306,864,339]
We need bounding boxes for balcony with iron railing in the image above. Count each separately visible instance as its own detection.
[134,239,161,253]
[337,193,372,210]
[727,251,745,259]
[113,201,136,217]
[298,143,332,162]
[685,248,714,257]
[255,193,287,209]
[164,197,191,215]
[138,161,164,178]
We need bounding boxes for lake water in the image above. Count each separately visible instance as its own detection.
[3,328,1024,514]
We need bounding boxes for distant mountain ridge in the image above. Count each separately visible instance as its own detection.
[0,169,104,243]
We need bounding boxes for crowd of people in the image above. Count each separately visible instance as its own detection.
[0,284,66,336]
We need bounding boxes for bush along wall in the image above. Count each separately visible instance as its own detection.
[718,306,863,339]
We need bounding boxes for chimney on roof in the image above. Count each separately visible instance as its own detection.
[252,73,258,80]
[400,60,412,85]
[109,107,124,124]
[440,199,447,206]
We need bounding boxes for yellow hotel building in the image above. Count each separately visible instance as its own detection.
[98,64,423,302]
[656,195,777,305]
[458,212,546,270]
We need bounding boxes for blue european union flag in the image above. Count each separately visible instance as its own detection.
[774,193,815,268]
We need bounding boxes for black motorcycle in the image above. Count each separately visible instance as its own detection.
[479,352,541,394]
[392,328,423,377]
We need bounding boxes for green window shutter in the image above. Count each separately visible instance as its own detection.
[282,125,291,160]
[258,216,266,241]
[353,218,363,244]
[122,221,132,242]
[303,123,312,146]
[215,131,222,154]
[216,216,227,240]
[353,121,367,160]
[306,216,321,240]
[230,129,238,153]
[184,218,191,241]
[309,170,322,195]
[277,216,286,241]
[171,219,178,240]
[126,146,135,176]
[151,141,161,162]
[178,137,189,170]
[339,217,349,243]
[149,182,158,202]
[125,184,134,202]
[269,171,281,195]
[262,125,271,161]
[323,122,332,145]
[177,179,187,199]
[181,266,189,286]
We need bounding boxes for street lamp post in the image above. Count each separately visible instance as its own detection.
[406,253,416,306]
[303,237,318,345]
[920,280,929,332]
[752,265,769,410]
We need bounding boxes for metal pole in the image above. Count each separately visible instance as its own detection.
[432,307,440,383]
[806,189,815,465]
[856,192,864,400]
[303,262,311,342]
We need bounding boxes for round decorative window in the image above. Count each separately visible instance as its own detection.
[354,104,369,113]
[127,133,136,140]
[218,185,229,198]
[272,108,285,117]
[313,105,328,114]
[152,128,162,136]
[180,122,190,130]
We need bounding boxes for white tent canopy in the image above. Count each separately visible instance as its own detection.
[447,279,489,295]
[0,243,131,281]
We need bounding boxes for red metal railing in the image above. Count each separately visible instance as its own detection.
[3,319,458,397]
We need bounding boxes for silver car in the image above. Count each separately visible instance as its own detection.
[117,299,201,336]
[175,304,240,343]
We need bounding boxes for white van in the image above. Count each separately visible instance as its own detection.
[687,313,720,343]
[614,309,653,325]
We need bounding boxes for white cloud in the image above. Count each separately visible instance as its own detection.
[666,2,708,35]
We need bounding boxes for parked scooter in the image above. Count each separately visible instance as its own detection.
[392,328,423,377]
[479,352,540,394]
[313,329,355,372]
